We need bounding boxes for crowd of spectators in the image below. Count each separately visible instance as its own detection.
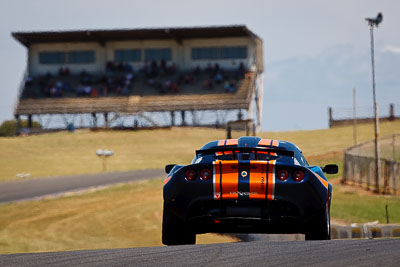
[22,61,247,98]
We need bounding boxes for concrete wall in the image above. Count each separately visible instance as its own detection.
[28,37,256,76]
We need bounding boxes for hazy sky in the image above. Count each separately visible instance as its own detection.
[0,0,399,131]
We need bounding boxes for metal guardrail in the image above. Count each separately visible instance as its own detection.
[343,134,400,194]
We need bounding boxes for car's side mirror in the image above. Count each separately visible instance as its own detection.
[322,164,338,174]
[165,164,176,174]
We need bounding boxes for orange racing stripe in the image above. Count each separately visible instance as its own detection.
[258,139,271,146]
[221,161,239,199]
[272,139,279,147]
[226,139,238,146]
[249,161,267,200]
[267,160,276,200]
[163,176,171,186]
[314,172,329,190]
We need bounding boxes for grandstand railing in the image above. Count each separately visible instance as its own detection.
[343,134,400,195]
[15,71,257,115]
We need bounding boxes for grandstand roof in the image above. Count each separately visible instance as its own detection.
[12,25,261,47]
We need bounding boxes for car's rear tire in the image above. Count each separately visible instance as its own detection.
[162,203,196,245]
[305,202,330,240]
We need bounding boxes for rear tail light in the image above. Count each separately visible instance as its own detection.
[293,170,305,182]
[185,169,197,181]
[277,169,289,181]
[200,169,212,180]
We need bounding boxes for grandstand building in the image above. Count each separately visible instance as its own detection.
[12,25,263,132]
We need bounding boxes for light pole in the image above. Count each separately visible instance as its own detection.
[365,12,382,193]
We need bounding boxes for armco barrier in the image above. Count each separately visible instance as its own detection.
[331,222,400,239]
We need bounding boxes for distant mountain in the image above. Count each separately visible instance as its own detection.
[262,45,400,131]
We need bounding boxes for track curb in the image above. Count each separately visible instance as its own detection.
[331,222,400,239]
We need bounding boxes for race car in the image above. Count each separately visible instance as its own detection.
[162,137,338,245]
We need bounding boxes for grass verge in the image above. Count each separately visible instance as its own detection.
[1,120,399,181]
[0,178,238,254]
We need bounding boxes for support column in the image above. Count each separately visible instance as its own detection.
[15,114,21,136]
[28,114,33,128]
[181,110,186,126]
[104,113,109,127]
[170,111,175,126]
[92,113,97,128]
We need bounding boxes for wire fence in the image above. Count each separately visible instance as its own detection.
[343,134,400,195]
[330,104,399,121]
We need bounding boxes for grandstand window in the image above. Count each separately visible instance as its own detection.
[115,49,141,62]
[145,48,171,61]
[67,50,95,64]
[192,47,218,60]
[191,46,247,60]
[39,51,66,64]
[220,46,247,59]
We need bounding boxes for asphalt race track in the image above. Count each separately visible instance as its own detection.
[1,239,400,266]
[0,169,164,203]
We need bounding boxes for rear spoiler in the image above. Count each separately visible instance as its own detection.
[195,147,294,157]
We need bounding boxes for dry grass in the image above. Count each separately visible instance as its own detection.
[1,121,399,182]
[1,121,400,254]
[0,178,238,254]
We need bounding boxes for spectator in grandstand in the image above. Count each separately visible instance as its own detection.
[150,60,159,78]
[124,63,133,72]
[121,85,130,96]
[225,80,236,93]
[106,61,116,72]
[80,70,91,85]
[213,63,220,74]
[58,66,70,76]
[169,63,177,75]
[75,84,85,96]
[224,80,230,91]
[63,81,72,93]
[203,78,214,89]
[102,85,108,96]
[206,63,213,74]
[49,85,57,97]
[125,72,135,85]
[184,74,194,85]
[193,66,201,76]
[25,75,33,87]
[170,82,179,94]
[84,85,92,96]
[91,88,99,97]
[139,61,149,75]
[161,59,167,75]
[215,72,223,84]
[236,62,246,79]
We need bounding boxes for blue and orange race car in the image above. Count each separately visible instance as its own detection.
[162,137,338,245]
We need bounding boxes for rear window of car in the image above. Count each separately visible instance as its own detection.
[192,151,282,163]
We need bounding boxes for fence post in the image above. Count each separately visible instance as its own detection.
[383,160,390,194]
[328,107,333,127]
[351,155,355,184]
[389,104,395,120]
[366,158,371,190]
[342,153,348,184]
